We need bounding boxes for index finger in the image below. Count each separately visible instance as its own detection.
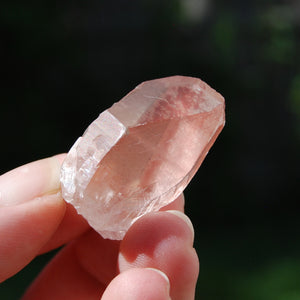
[0,155,89,282]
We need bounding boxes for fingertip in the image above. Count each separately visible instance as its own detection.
[120,210,194,262]
[0,154,66,207]
[53,153,67,165]
[101,268,171,300]
[165,210,194,240]
[160,193,185,212]
[145,268,170,290]
[119,211,199,300]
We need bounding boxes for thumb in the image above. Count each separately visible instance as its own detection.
[101,268,171,300]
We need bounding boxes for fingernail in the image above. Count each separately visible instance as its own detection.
[165,210,195,240]
[146,268,170,295]
[0,154,66,207]
[44,154,67,194]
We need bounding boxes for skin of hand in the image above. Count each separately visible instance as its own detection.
[0,155,199,300]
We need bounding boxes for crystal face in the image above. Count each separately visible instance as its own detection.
[60,76,225,240]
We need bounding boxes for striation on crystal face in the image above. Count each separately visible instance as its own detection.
[60,76,225,240]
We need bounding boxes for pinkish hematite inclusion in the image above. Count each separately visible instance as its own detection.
[60,76,225,240]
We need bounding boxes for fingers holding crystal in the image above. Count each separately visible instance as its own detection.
[22,210,198,300]
[118,211,199,300]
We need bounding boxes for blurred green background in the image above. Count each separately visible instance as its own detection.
[1,0,299,299]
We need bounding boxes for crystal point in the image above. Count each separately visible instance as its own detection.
[60,76,225,240]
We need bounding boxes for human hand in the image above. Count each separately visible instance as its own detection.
[0,155,199,300]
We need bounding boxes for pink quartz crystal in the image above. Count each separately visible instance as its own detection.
[60,76,225,240]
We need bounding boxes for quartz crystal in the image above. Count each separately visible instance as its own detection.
[60,76,225,240]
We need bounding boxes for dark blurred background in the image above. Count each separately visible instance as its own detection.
[1,0,299,299]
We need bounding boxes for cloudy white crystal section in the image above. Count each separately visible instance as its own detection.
[60,76,225,240]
